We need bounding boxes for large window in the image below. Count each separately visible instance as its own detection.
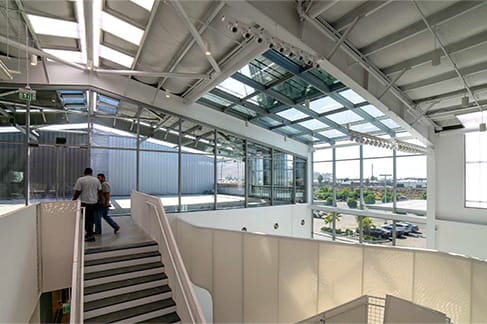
[465,132,487,208]
[312,139,427,248]
[0,88,307,214]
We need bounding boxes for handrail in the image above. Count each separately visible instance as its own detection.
[146,200,206,323]
[312,204,427,224]
[69,204,84,324]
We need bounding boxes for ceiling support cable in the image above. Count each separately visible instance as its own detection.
[14,0,50,82]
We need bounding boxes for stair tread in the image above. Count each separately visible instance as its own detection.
[84,251,160,267]
[84,285,172,312]
[85,240,158,255]
[138,311,181,323]
[85,299,176,323]
[84,273,167,295]
[84,262,164,281]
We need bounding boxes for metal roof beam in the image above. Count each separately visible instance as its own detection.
[171,0,221,73]
[308,0,341,18]
[401,61,487,92]
[131,1,160,70]
[157,1,225,89]
[333,0,391,32]
[361,1,484,56]
[226,1,432,144]
[209,85,332,143]
[383,30,487,75]
[183,41,268,103]
[414,82,487,104]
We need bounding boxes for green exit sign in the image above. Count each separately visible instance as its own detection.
[19,88,36,101]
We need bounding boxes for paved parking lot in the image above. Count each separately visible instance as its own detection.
[312,216,427,249]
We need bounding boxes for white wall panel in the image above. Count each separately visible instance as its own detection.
[190,227,213,292]
[363,247,414,300]
[243,234,279,323]
[279,238,319,323]
[292,204,312,238]
[213,230,243,323]
[177,204,310,239]
[40,201,78,292]
[433,134,487,259]
[176,218,193,275]
[472,260,487,323]
[318,242,363,311]
[436,219,487,260]
[0,205,38,323]
[414,252,471,323]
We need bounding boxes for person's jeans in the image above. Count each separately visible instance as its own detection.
[95,205,119,233]
[82,203,97,238]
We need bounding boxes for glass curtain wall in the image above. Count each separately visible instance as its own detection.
[273,151,293,205]
[216,131,245,209]
[0,88,307,214]
[0,130,25,206]
[312,139,426,248]
[247,143,272,207]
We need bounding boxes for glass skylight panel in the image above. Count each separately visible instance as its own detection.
[239,57,288,86]
[99,45,134,68]
[280,126,301,135]
[259,117,282,127]
[202,93,232,107]
[101,11,144,45]
[230,105,257,117]
[310,96,342,113]
[273,77,319,101]
[299,119,328,130]
[351,123,380,133]
[44,49,86,64]
[327,110,363,124]
[360,104,384,118]
[129,0,155,11]
[247,93,280,109]
[28,15,80,38]
[277,108,308,121]
[98,95,119,107]
[217,77,255,99]
[319,129,345,138]
[339,89,366,104]
[380,118,401,129]
[62,96,85,104]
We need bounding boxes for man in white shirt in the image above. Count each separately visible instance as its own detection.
[73,168,101,242]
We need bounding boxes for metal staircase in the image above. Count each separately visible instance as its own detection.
[82,241,181,323]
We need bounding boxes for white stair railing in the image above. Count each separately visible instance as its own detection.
[133,192,205,323]
[69,203,84,324]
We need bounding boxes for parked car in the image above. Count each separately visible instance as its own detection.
[395,223,411,235]
[381,225,405,238]
[400,222,419,233]
[364,227,391,239]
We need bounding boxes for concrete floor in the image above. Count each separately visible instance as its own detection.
[85,216,153,249]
